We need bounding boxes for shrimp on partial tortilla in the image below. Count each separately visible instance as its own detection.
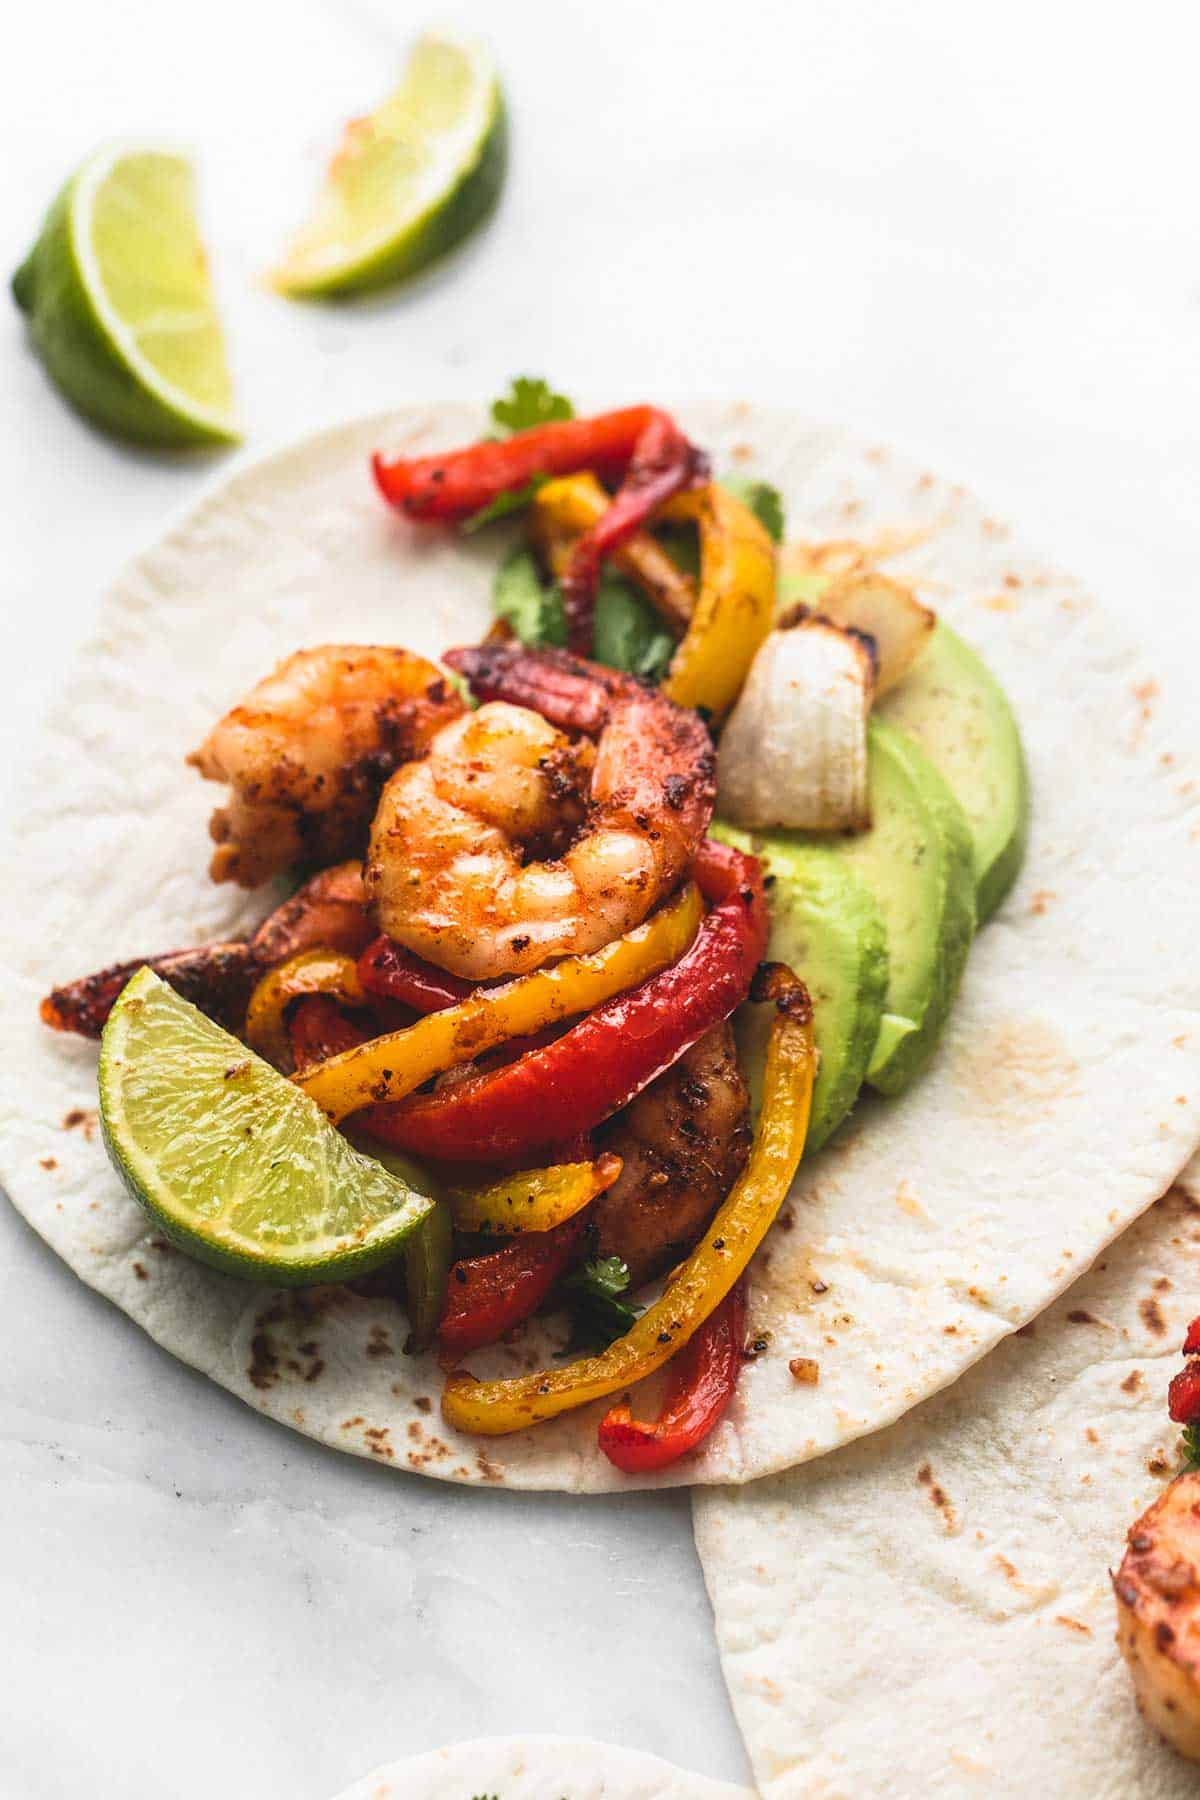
[365,644,716,980]
[1115,1316,1200,1761]
[1115,1470,1200,1761]
[188,645,463,887]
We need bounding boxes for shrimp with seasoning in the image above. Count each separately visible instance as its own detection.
[188,645,463,887]
[365,644,716,981]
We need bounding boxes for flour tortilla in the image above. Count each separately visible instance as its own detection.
[3,403,1200,1491]
[693,1155,1200,1798]
[328,1735,752,1798]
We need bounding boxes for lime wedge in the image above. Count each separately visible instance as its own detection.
[272,32,506,299]
[12,145,238,448]
[99,968,433,1284]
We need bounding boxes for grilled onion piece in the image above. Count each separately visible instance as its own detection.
[716,617,873,831]
[783,571,934,696]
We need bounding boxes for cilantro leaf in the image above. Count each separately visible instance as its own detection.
[491,559,674,679]
[652,519,701,579]
[492,548,567,648]
[462,474,550,534]
[442,667,477,711]
[723,476,786,543]
[592,572,675,682]
[636,629,676,682]
[557,1255,643,1357]
[460,378,576,529]
[571,1255,630,1301]
[1182,1422,1200,1473]
[491,375,574,436]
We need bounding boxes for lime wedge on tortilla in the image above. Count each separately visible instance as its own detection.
[11,146,238,448]
[99,968,433,1284]
[272,32,506,299]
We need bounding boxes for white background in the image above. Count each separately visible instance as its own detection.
[2,3,1198,1794]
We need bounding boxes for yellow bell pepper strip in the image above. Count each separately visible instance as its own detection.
[294,880,703,1124]
[370,839,761,1165]
[531,473,696,635]
[439,961,815,1438]
[448,1153,623,1237]
[244,949,364,1069]
[658,484,776,722]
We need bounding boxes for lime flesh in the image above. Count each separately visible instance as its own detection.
[13,145,238,447]
[273,33,506,299]
[99,968,433,1284]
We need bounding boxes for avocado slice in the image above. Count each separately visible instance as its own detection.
[714,828,889,1152]
[725,720,975,1100]
[840,720,976,1094]
[876,620,1029,923]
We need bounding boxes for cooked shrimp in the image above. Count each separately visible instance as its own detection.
[365,645,715,980]
[1115,1470,1200,1759]
[248,860,372,964]
[188,646,463,887]
[590,1022,751,1288]
[41,862,372,1040]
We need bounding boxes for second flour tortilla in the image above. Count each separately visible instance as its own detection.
[2,403,1200,1490]
[693,1157,1200,1798]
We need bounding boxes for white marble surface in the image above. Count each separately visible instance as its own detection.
[2,2,1199,1794]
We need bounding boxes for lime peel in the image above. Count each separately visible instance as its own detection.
[13,144,239,448]
[99,968,432,1285]
[272,32,506,299]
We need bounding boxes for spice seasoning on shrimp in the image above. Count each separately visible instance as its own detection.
[364,645,715,981]
[369,840,768,1164]
[188,647,463,887]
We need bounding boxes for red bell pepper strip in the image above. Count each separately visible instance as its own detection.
[438,1215,588,1355]
[1169,1315,1200,1424]
[373,407,669,521]
[366,839,767,1165]
[559,409,707,653]
[358,935,475,1015]
[1169,1362,1200,1426]
[545,1134,592,1164]
[371,407,707,654]
[597,1280,746,1473]
[444,640,615,734]
[290,992,561,1091]
[40,941,257,1039]
[289,995,369,1071]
